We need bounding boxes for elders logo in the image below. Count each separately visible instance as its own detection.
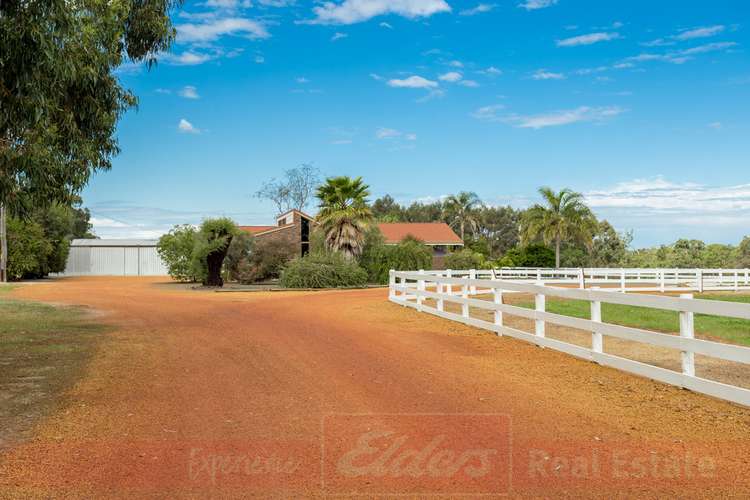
[321,414,512,495]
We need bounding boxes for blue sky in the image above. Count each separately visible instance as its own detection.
[93,0,749,247]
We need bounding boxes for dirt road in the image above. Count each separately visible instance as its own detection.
[1,277,749,498]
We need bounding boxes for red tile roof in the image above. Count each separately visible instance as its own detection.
[377,223,463,245]
[238,225,277,235]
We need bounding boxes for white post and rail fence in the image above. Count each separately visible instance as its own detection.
[388,269,750,407]
[424,267,750,293]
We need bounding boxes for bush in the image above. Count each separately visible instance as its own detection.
[6,217,52,280]
[495,244,555,268]
[280,252,368,288]
[445,249,486,270]
[157,225,199,282]
[359,231,432,284]
[237,238,296,283]
[225,231,254,281]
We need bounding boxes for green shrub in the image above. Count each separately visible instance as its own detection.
[237,238,296,284]
[359,231,432,284]
[6,217,52,280]
[225,231,255,281]
[157,225,199,282]
[495,244,555,268]
[445,249,486,270]
[280,252,368,288]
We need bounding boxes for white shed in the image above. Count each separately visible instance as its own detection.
[62,239,168,276]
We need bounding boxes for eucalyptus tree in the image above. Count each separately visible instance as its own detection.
[521,187,597,268]
[316,176,373,259]
[0,0,180,280]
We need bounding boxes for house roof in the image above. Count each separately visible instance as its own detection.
[377,223,463,246]
[238,225,277,235]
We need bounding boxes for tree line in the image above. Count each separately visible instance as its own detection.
[371,188,750,270]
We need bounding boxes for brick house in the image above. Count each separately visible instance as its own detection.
[239,209,314,257]
[240,211,463,267]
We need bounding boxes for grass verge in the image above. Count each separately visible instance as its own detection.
[512,293,750,347]
[0,290,107,448]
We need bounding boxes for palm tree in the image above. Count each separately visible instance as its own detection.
[443,191,482,241]
[316,176,373,259]
[521,187,597,268]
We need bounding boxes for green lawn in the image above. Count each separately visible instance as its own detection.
[0,289,107,446]
[513,293,750,347]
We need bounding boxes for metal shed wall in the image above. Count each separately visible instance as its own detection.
[62,240,168,276]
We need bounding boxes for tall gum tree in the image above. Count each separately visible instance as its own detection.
[0,0,181,280]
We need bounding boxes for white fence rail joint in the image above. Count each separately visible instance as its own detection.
[388,269,750,407]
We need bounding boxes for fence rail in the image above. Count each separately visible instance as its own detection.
[388,269,750,407]
[415,267,750,293]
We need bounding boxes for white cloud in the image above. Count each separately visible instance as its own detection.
[585,177,750,221]
[160,51,215,66]
[674,25,725,41]
[624,41,737,65]
[459,79,480,87]
[376,127,400,138]
[518,0,557,10]
[482,66,502,75]
[387,75,438,88]
[178,85,200,99]
[90,217,130,229]
[471,104,505,121]
[415,88,445,103]
[557,32,620,47]
[331,31,349,41]
[176,18,269,43]
[438,71,462,82]
[708,121,722,129]
[254,54,265,63]
[204,0,252,8]
[379,21,393,28]
[296,77,309,83]
[369,72,384,81]
[680,41,737,55]
[460,3,496,16]
[503,106,625,129]
[305,0,451,25]
[178,119,201,134]
[376,127,417,140]
[531,69,565,80]
[448,60,464,68]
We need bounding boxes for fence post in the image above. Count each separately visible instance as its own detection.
[469,268,476,295]
[734,271,739,292]
[591,287,602,359]
[446,269,453,295]
[437,279,444,312]
[536,269,541,283]
[535,281,545,341]
[746,269,749,286]
[493,287,503,335]
[679,293,695,378]
[578,268,585,289]
[461,280,469,318]
[660,270,665,293]
[697,269,704,293]
[389,270,396,299]
[620,269,626,293]
[417,269,425,312]
[399,275,407,302]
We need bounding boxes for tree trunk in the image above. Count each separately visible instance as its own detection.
[203,236,233,287]
[555,237,561,268]
[0,202,7,283]
[460,220,465,241]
